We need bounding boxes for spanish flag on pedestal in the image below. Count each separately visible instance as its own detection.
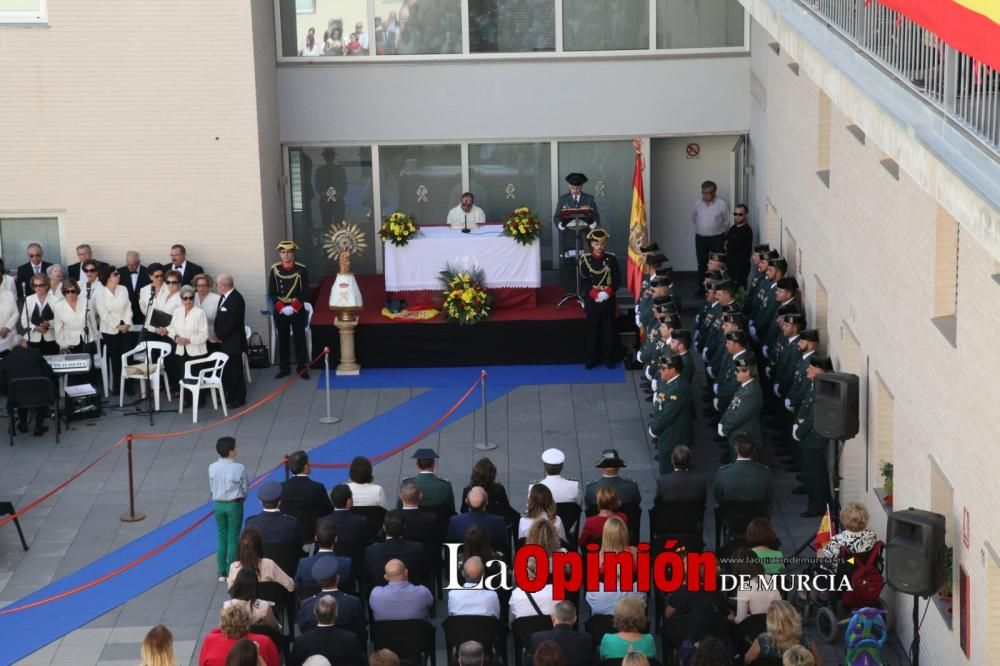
[625,138,648,301]
[811,504,836,551]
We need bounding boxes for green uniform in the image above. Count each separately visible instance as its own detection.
[400,472,455,512]
[753,284,778,337]
[678,349,695,384]
[773,335,801,395]
[795,382,831,513]
[584,475,641,509]
[650,375,694,475]
[713,460,773,504]
[786,352,815,410]
[719,377,763,460]
[715,350,746,412]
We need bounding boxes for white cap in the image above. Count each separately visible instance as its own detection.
[541,448,565,465]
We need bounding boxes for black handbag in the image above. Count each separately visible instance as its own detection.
[246,332,270,369]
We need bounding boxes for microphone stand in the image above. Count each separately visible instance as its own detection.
[462,213,470,234]
[126,286,158,426]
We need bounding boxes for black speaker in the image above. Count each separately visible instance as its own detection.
[813,372,859,439]
[886,509,946,597]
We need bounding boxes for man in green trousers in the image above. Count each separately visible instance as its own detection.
[208,436,247,581]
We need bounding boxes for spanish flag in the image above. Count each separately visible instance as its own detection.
[812,504,836,551]
[626,139,648,300]
[870,0,1000,71]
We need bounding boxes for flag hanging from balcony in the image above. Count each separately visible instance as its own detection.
[870,0,1000,71]
[626,138,648,301]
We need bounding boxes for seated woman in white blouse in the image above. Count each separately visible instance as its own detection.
[346,456,388,508]
[165,285,209,387]
[193,273,221,348]
[0,285,20,357]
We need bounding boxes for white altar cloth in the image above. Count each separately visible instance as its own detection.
[383,225,542,292]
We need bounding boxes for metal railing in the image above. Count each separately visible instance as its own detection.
[800,0,999,155]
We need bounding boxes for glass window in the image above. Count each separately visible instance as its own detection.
[375,0,462,55]
[469,0,555,53]
[0,218,60,273]
[469,143,552,266]
[379,145,462,229]
[289,146,378,274]
[563,0,648,52]
[278,0,370,57]
[556,141,635,261]
[657,0,744,49]
[0,0,46,24]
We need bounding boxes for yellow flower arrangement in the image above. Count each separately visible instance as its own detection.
[379,211,419,247]
[439,265,492,325]
[503,207,542,246]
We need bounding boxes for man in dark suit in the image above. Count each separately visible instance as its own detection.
[297,558,367,646]
[281,450,333,544]
[448,486,507,550]
[0,345,57,436]
[365,509,427,589]
[713,436,773,505]
[16,243,52,302]
[295,518,353,595]
[120,251,150,324]
[290,593,365,666]
[528,600,593,666]
[398,480,438,542]
[66,244,106,281]
[244,481,303,546]
[654,445,707,506]
[553,172,600,293]
[211,273,247,407]
[166,243,204,286]
[326,484,369,545]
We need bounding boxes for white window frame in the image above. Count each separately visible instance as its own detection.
[0,0,47,26]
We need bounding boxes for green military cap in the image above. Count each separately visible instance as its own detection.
[753,243,770,252]
[769,258,788,272]
[782,312,806,325]
[734,354,757,369]
[776,277,799,291]
[714,280,736,294]
[726,331,749,345]
[595,449,627,468]
[672,329,692,344]
[647,253,667,265]
[800,329,820,342]
[660,354,684,371]
[411,448,439,460]
[722,312,745,325]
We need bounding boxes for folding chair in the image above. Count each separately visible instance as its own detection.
[0,501,29,550]
[7,377,59,445]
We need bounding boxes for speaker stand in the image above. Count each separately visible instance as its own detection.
[911,595,921,666]
[831,439,845,519]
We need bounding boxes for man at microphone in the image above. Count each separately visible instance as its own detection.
[447,192,485,231]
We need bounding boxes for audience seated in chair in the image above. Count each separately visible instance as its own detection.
[450,485,509,551]
[346,455,389,509]
[244,481,304,550]
[519,484,568,542]
[598,597,656,660]
[198,603,280,666]
[226,526,295,593]
[743,601,821,664]
[281,450,334,544]
[527,600,593,666]
[290,593,366,666]
[297,557,366,641]
[294,518,354,596]
[448,556,501,619]
[225,567,281,631]
[369,558,434,622]
[365,509,428,589]
[579,486,627,549]
[462,457,517,519]
[326,483,371,545]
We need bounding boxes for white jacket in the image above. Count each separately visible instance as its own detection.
[20,293,56,343]
[0,289,20,352]
[167,305,208,357]
[53,298,97,349]
[95,285,133,335]
[139,284,182,332]
[195,291,221,333]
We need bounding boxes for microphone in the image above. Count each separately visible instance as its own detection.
[462,213,470,234]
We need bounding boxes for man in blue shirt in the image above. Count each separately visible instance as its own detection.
[208,437,247,581]
[369,558,434,621]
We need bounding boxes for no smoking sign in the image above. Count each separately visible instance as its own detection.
[685,143,701,159]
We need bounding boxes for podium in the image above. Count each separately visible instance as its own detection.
[557,208,595,310]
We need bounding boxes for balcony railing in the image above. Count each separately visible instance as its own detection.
[801,0,999,155]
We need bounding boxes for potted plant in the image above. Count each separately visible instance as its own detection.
[880,461,893,506]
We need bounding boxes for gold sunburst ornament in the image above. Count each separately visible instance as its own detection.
[323,221,368,260]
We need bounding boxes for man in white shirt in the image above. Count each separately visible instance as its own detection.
[529,448,579,504]
[447,557,500,618]
[447,192,486,230]
[691,180,731,288]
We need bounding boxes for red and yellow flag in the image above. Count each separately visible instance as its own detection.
[870,0,1000,71]
[626,138,648,300]
[811,504,836,551]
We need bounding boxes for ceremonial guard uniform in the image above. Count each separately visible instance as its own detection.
[718,355,763,462]
[584,450,641,509]
[269,240,310,379]
[713,459,773,504]
[555,172,600,292]
[794,357,833,517]
[401,449,456,512]
[531,448,580,504]
[579,228,621,369]
[649,355,694,475]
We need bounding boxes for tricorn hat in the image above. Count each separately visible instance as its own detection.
[565,173,588,186]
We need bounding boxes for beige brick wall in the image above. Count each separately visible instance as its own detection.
[0,0,283,331]
[750,16,1000,663]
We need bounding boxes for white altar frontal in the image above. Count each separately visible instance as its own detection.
[383,224,541,292]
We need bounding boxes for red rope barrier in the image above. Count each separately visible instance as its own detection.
[0,351,328,529]
[0,369,485,614]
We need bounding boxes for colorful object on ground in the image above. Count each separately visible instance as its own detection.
[379,211,419,247]
[440,266,492,325]
[626,138,648,300]
[843,607,888,666]
[503,207,543,246]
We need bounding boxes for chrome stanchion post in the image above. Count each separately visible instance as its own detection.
[475,370,496,451]
[318,348,341,425]
[120,435,146,522]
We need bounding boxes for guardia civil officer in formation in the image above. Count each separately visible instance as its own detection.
[794,355,834,517]
[269,240,310,379]
[579,228,621,369]
[718,354,763,463]
[648,354,694,475]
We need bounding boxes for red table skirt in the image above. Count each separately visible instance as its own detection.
[387,287,538,309]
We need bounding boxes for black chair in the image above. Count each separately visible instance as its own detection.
[443,615,502,664]
[660,614,691,666]
[649,500,705,538]
[352,505,387,543]
[250,622,289,664]
[556,502,583,550]
[262,541,304,580]
[600,660,662,666]
[7,377,59,445]
[619,502,642,546]
[418,504,455,598]
[0,501,28,551]
[714,501,770,550]
[257,581,294,637]
[511,615,553,666]
[738,613,768,644]
[585,614,616,647]
[333,539,365,595]
[373,619,436,666]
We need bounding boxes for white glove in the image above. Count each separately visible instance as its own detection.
[634,304,640,314]
[749,322,757,337]
[635,350,642,362]
[695,315,701,326]
[763,345,769,358]
[784,398,794,413]
[717,423,725,436]
[701,349,709,361]
[635,316,641,326]
[557,222,566,231]
[712,382,719,394]
[595,291,609,303]
[707,367,715,379]
[280,306,294,316]
[765,367,772,379]
[792,424,801,442]
[644,367,653,380]
[650,379,658,391]
[773,383,781,397]
[648,426,656,438]
[713,398,719,411]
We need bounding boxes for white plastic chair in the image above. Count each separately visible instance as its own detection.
[269,303,314,365]
[243,325,253,384]
[94,337,110,398]
[178,352,229,423]
[119,341,173,411]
